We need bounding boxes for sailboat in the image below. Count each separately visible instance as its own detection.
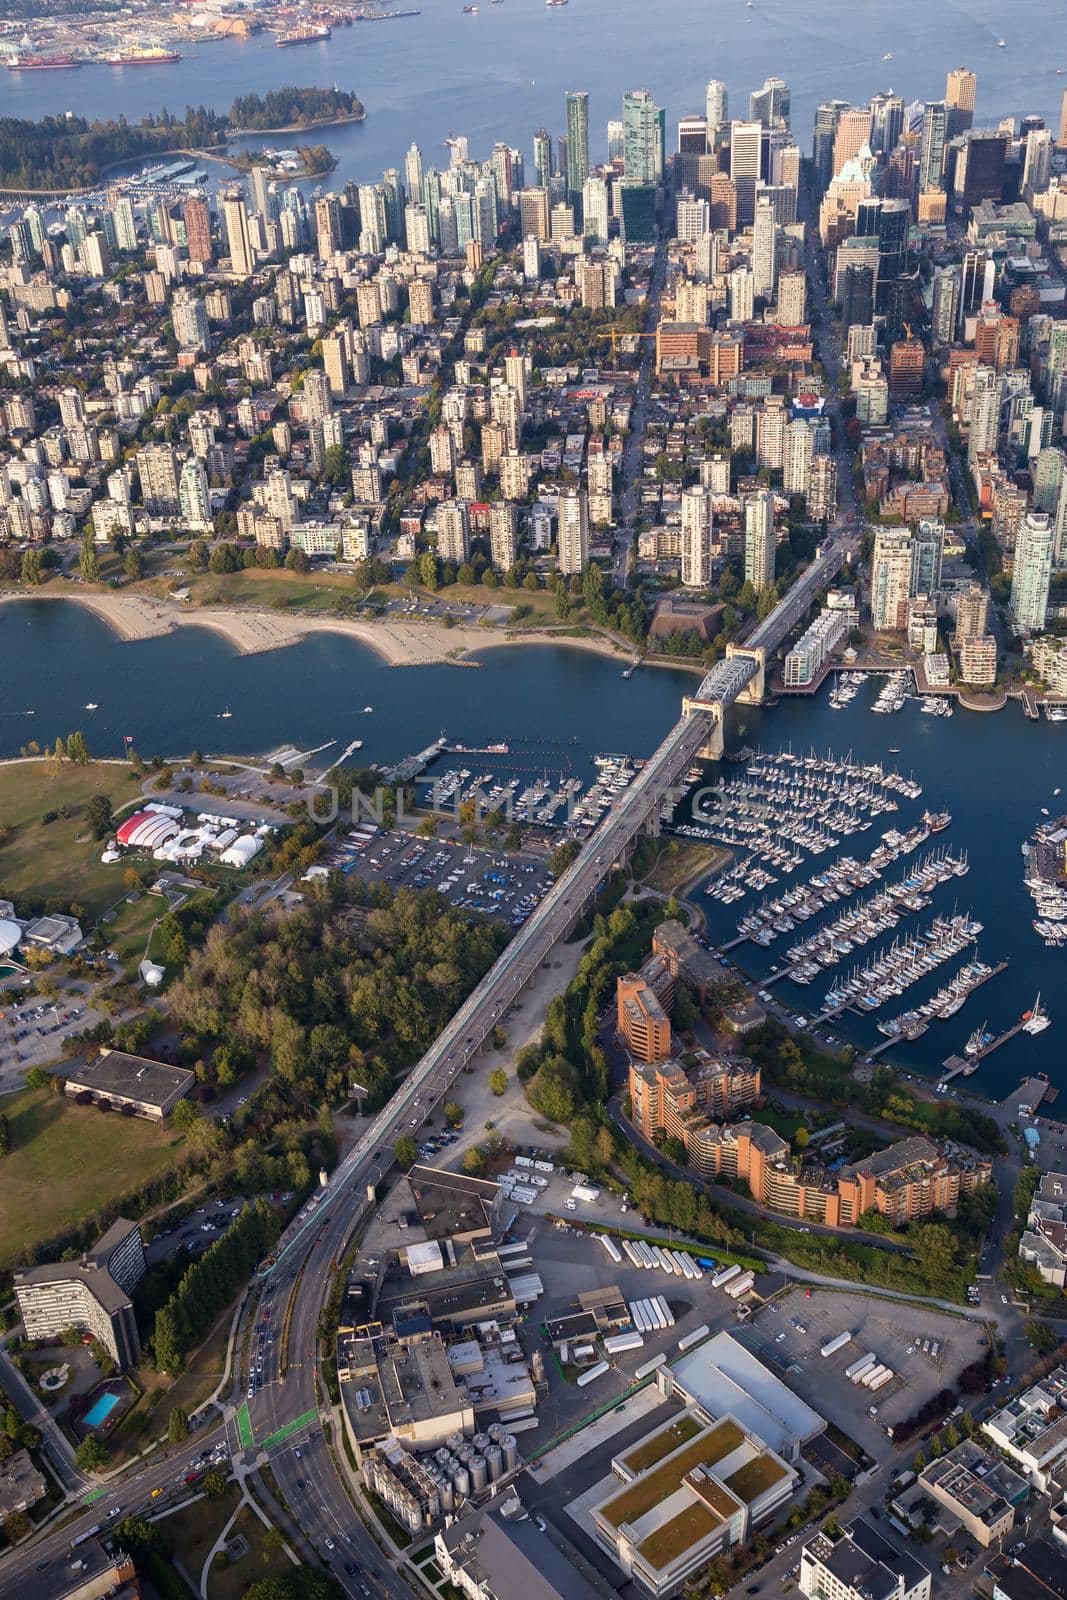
[1022,995,1051,1036]
[220,707,232,719]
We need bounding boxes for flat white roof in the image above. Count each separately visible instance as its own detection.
[670,1331,824,1455]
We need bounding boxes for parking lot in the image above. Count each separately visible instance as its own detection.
[745,1288,988,1458]
[321,827,553,926]
[0,985,103,1082]
[146,1198,253,1265]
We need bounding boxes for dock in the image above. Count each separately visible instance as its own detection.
[383,735,448,783]
[940,996,1028,1083]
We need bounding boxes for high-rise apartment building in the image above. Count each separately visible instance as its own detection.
[783,419,814,497]
[182,195,213,264]
[744,491,775,590]
[1059,86,1067,151]
[871,528,914,631]
[680,486,712,587]
[558,488,589,575]
[1010,512,1054,633]
[752,195,778,300]
[911,519,945,595]
[488,501,517,572]
[437,499,470,565]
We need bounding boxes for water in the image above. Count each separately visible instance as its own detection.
[83,1390,121,1427]
[713,679,1066,1102]
[4,0,1063,189]
[2,599,1064,1099]
[0,599,693,785]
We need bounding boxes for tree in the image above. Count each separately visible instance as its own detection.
[794,1126,810,1148]
[75,1436,109,1472]
[167,1406,189,1442]
[462,1146,487,1176]
[3,1510,31,1544]
[20,550,42,586]
[284,548,311,574]
[393,1134,417,1169]
[202,1469,229,1499]
[188,539,209,569]
[171,1100,202,1131]
[443,1101,464,1127]
[125,548,145,582]
[488,1069,507,1097]
[1025,1319,1057,1355]
[81,530,99,584]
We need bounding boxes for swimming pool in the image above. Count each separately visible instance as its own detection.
[83,1392,120,1428]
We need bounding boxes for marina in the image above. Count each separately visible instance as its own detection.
[940,997,1051,1085]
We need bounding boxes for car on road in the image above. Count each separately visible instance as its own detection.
[324,1537,335,1552]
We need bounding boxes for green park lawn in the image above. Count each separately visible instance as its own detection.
[0,760,141,919]
[0,1087,186,1267]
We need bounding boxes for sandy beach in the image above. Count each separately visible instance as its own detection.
[0,587,644,671]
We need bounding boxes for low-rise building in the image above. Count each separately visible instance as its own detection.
[14,1218,146,1368]
[918,1440,1025,1546]
[63,1049,195,1121]
[0,1448,47,1518]
[1020,1170,1067,1287]
[983,1367,1067,1488]
[800,1518,931,1600]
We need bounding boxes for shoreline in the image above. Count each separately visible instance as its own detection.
[0,588,685,674]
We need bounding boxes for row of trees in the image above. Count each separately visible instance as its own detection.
[151,1198,279,1372]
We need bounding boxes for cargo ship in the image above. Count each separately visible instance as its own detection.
[274,23,331,45]
[104,46,182,65]
[6,53,83,70]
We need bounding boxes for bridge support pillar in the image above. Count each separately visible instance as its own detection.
[726,644,767,704]
[682,700,725,761]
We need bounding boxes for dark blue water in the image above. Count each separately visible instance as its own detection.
[2,598,1063,1098]
[713,681,1067,1102]
[3,0,1062,187]
[0,599,693,785]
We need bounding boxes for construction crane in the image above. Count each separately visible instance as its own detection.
[599,325,658,360]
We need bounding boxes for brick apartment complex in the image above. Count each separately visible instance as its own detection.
[633,1100,992,1228]
[630,1054,763,1143]
[617,955,674,1064]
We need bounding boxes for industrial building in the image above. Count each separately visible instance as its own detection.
[14,1219,146,1368]
[658,1331,824,1463]
[361,1424,524,1533]
[436,1499,604,1600]
[592,1410,797,1596]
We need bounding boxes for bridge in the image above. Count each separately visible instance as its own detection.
[269,534,850,1270]
[681,536,849,756]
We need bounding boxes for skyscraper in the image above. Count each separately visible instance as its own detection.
[623,90,665,184]
[565,92,590,208]
[705,80,728,141]
[729,119,763,227]
[945,67,977,137]
[919,102,948,191]
[680,487,712,587]
[812,99,848,192]
[744,491,775,590]
[752,195,778,301]
[1059,86,1067,151]
[221,191,254,277]
[869,93,904,156]
[749,76,790,128]
[404,143,424,205]
[1010,513,1054,633]
[533,128,553,187]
